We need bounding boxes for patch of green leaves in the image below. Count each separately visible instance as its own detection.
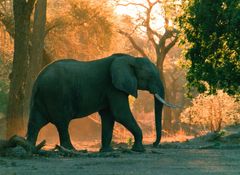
[178,0,240,98]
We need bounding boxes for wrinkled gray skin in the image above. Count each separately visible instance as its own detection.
[26,53,164,152]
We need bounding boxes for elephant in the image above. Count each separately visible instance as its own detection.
[26,53,177,152]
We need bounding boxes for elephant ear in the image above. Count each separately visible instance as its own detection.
[111,57,138,98]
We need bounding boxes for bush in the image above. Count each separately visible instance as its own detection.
[180,90,240,134]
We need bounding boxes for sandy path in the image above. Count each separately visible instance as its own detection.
[0,148,240,175]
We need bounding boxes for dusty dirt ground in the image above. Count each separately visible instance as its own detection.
[1,146,240,175]
[1,125,240,175]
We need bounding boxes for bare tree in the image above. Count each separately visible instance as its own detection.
[165,58,186,131]
[116,0,180,131]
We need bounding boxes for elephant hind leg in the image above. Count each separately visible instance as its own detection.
[26,107,49,146]
[55,122,74,150]
[99,108,115,152]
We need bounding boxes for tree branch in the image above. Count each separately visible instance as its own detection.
[165,35,178,53]
[146,0,160,8]
[145,5,158,48]
[149,27,162,38]
[118,29,148,57]
[115,0,148,9]
[0,11,14,37]
[0,135,46,155]
[158,29,175,49]
[44,18,65,38]
[164,29,179,53]
[0,1,7,12]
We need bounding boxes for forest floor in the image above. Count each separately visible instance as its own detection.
[0,148,240,175]
[0,146,240,175]
[1,125,240,175]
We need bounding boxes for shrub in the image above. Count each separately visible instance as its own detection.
[180,90,240,134]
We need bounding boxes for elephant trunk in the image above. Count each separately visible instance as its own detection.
[153,93,164,147]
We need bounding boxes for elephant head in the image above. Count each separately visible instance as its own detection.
[110,54,173,146]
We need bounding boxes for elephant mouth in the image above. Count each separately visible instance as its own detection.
[149,91,156,95]
[149,88,157,94]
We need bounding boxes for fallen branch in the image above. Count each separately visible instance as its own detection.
[55,145,87,157]
[0,135,46,155]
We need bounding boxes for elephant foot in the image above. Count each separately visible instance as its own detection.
[153,141,160,148]
[131,143,145,152]
[99,146,114,153]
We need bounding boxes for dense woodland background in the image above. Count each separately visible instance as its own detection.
[0,0,239,145]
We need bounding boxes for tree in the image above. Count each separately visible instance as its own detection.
[115,0,180,131]
[0,0,50,68]
[24,0,47,118]
[45,0,115,60]
[179,0,240,98]
[2,0,116,138]
[164,53,186,131]
[6,0,36,138]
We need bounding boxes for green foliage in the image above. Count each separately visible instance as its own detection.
[178,0,240,97]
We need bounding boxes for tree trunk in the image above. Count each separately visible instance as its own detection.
[169,78,181,132]
[156,51,172,134]
[6,0,35,138]
[24,0,47,118]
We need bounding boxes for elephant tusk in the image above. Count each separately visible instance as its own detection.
[154,94,182,108]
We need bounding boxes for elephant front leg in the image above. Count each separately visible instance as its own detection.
[109,93,145,152]
[116,115,145,152]
[99,109,115,152]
